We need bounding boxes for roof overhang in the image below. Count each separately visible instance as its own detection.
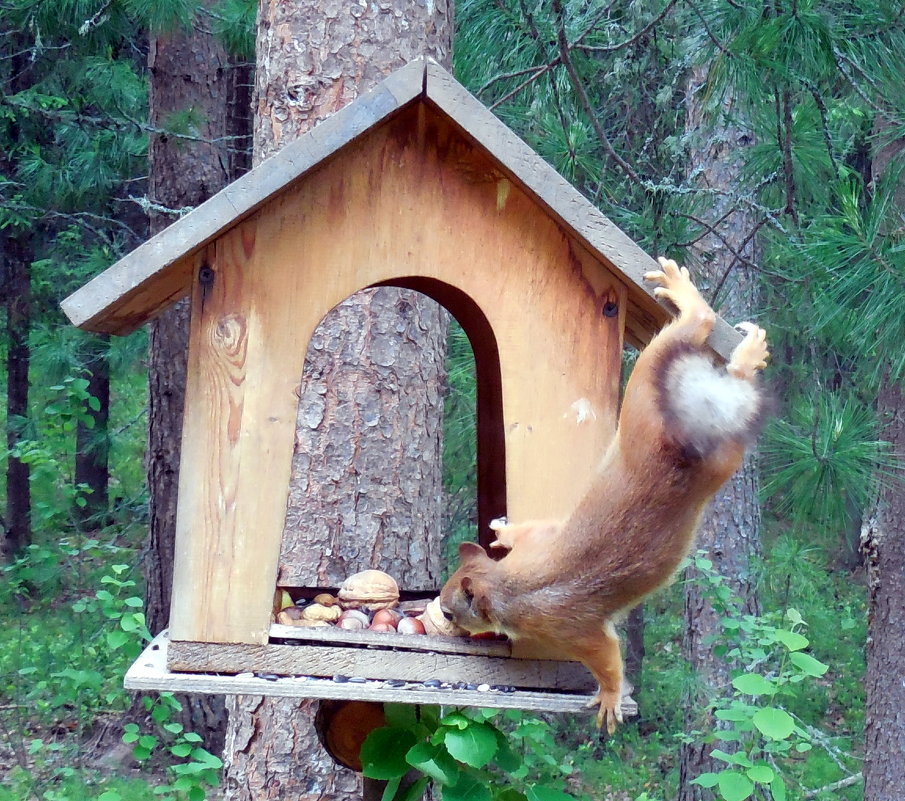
[61,58,740,359]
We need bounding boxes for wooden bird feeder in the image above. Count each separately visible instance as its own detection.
[62,59,740,717]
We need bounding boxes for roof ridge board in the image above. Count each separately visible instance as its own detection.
[60,59,429,333]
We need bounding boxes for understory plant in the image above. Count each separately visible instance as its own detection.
[681,553,858,801]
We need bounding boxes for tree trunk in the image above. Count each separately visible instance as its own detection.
[677,64,763,801]
[2,235,32,560]
[222,3,452,799]
[862,379,905,801]
[74,336,110,527]
[144,6,253,754]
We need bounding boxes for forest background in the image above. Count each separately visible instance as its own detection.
[1,1,903,800]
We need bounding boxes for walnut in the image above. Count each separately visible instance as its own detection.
[338,570,399,611]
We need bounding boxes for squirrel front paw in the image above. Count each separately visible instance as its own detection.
[644,257,712,324]
[587,688,623,734]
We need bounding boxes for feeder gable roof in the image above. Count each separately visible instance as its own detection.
[61,58,740,358]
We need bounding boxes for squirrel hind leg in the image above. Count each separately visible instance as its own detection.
[575,621,624,733]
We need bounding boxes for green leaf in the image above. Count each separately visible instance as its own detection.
[170,743,193,757]
[526,787,575,801]
[444,722,498,769]
[690,773,720,788]
[770,775,787,801]
[492,729,522,773]
[443,773,491,801]
[732,673,776,696]
[495,791,528,801]
[745,764,774,783]
[717,771,754,801]
[752,708,795,741]
[360,727,418,780]
[789,652,828,677]
[384,704,419,729]
[440,711,471,730]
[774,630,809,651]
[406,741,460,786]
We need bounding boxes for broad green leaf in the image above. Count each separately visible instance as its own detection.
[360,727,418,780]
[690,772,720,788]
[384,704,419,729]
[440,711,471,730]
[717,771,754,801]
[444,722,498,769]
[406,741,460,786]
[495,791,528,801]
[774,630,809,651]
[752,708,795,740]
[789,652,828,677]
[732,673,776,696]
[443,772,491,801]
[526,786,575,801]
[745,764,774,783]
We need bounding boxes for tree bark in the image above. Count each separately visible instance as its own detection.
[144,6,252,753]
[2,234,32,560]
[677,64,763,801]
[222,3,452,798]
[862,379,905,801]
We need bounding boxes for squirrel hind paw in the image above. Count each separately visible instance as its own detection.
[587,690,622,734]
[728,322,770,381]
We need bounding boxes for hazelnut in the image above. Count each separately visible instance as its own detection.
[338,570,399,611]
[397,616,426,635]
[368,622,396,633]
[371,608,401,628]
[336,609,369,631]
[301,603,342,623]
[313,593,339,607]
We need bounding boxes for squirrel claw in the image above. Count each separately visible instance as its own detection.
[587,689,622,734]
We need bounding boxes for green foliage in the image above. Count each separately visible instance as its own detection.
[361,706,584,801]
[762,390,897,527]
[682,554,861,801]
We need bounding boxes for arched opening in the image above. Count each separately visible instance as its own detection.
[276,279,504,592]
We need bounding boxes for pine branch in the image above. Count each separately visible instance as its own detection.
[576,0,679,54]
[551,0,642,182]
[802,775,863,799]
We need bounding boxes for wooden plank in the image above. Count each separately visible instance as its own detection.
[60,59,428,335]
[168,217,316,643]
[128,632,638,717]
[168,640,596,692]
[269,624,513,658]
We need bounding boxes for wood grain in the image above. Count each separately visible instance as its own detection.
[128,632,638,717]
[168,640,596,691]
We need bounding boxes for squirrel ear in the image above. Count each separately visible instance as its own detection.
[458,541,487,563]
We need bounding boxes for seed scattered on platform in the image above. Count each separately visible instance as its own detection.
[332,674,350,683]
[423,678,443,688]
[477,683,490,692]
[256,673,280,681]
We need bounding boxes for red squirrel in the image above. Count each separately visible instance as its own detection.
[438,258,769,731]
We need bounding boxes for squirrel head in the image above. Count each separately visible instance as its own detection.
[438,542,498,635]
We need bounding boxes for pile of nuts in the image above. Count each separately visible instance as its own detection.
[274,569,466,637]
